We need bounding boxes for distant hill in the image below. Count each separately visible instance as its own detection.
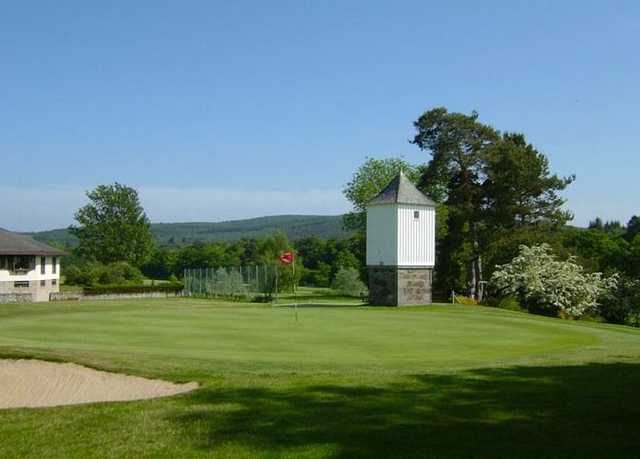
[28,215,351,247]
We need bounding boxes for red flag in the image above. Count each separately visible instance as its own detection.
[279,251,294,264]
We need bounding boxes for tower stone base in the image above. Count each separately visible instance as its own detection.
[367,266,433,306]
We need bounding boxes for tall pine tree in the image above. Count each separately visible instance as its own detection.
[412,108,573,300]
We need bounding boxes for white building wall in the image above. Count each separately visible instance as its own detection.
[0,256,61,301]
[366,205,397,266]
[397,205,435,267]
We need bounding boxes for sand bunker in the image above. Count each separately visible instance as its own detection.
[0,359,198,409]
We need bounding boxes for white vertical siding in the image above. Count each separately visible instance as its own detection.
[396,205,435,266]
[366,205,397,265]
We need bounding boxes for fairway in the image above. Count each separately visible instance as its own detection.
[2,299,640,458]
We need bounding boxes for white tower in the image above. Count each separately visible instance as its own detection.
[366,171,436,305]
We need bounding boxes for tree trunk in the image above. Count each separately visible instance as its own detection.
[477,254,484,303]
[468,258,477,299]
[469,223,483,301]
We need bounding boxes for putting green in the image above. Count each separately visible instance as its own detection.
[1,299,639,379]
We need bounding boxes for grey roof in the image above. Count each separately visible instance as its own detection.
[0,228,67,256]
[367,171,436,207]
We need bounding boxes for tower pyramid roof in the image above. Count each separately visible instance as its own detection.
[367,171,436,207]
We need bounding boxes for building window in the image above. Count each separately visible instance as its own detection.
[0,256,5,270]
[41,280,46,287]
[52,257,57,274]
[52,279,57,286]
[3,256,13,270]
[41,256,46,274]
[13,256,35,272]
[414,210,420,219]
[14,281,30,288]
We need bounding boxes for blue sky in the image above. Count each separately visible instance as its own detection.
[2,1,638,231]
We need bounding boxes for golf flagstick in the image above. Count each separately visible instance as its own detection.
[278,250,297,322]
[293,253,298,322]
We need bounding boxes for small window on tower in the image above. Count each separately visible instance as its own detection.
[414,210,420,219]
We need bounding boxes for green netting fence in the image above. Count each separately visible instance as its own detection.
[183,265,277,300]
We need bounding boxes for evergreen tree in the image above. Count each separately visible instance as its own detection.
[412,107,499,299]
[412,107,574,300]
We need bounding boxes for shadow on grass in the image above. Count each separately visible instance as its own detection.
[169,363,640,458]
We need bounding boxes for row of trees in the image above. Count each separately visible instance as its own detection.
[141,233,364,289]
[64,185,364,291]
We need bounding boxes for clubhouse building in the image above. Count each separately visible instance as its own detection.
[0,228,66,302]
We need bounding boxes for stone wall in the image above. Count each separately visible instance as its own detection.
[397,268,432,305]
[50,291,183,302]
[0,293,33,304]
[367,266,432,306]
[49,292,83,301]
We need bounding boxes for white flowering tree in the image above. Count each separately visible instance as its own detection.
[491,244,618,318]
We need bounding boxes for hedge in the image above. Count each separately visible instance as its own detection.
[83,283,184,295]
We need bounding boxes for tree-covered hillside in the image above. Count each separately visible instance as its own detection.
[28,215,350,247]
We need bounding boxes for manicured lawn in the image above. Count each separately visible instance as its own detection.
[1,299,640,458]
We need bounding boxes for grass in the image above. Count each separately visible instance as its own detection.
[274,286,365,305]
[1,299,640,458]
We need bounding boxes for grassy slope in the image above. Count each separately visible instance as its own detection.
[1,300,640,458]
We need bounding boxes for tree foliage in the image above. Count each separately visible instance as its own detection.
[294,235,364,287]
[343,157,422,232]
[482,133,574,229]
[70,183,154,267]
[626,216,640,242]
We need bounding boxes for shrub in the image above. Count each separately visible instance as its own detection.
[63,261,104,286]
[491,244,618,318]
[63,264,85,286]
[332,267,368,297]
[64,261,143,287]
[454,295,477,305]
[213,267,230,296]
[496,296,524,312]
[98,262,144,285]
[598,276,640,327]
